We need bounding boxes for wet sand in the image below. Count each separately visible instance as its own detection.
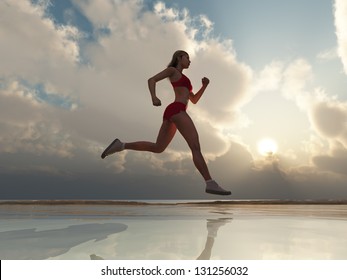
[1,200,347,260]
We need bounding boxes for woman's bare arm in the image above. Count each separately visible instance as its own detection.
[148,67,176,106]
[189,77,210,104]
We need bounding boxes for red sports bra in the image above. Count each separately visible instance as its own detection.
[171,73,193,92]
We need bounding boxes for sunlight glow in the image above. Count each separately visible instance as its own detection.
[257,138,278,156]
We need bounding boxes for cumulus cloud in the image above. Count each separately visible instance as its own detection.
[246,53,347,188]
[280,58,347,172]
[0,0,80,83]
[334,0,347,74]
[1,0,347,199]
[311,101,347,140]
[252,61,283,93]
[308,99,347,176]
[0,80,74,158]
[281,58,314,111]
[0,0,250,177]
[317,48,338,61]
[190,44,253,126]
[89,1,250,160]
[278,60,347,184]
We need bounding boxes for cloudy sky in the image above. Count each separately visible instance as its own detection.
[1,0,347,200]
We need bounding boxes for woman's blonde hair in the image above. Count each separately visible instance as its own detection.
[167,50,188,68]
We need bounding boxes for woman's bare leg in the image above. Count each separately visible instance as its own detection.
[171,111,231,195]
[171,111,212,181]
[124,120,176,153]
[102,112,231,194]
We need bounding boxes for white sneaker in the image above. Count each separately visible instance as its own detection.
[205,180,231,195]
[101,138,124,159]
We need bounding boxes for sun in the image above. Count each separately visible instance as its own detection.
[257,138,278,156]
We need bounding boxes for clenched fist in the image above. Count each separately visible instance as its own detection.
[202,77,210,86]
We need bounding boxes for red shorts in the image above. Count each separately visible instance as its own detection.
[163,102,187,120]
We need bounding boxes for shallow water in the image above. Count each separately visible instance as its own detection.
[1,201,347,260]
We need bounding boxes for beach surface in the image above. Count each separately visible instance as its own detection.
[1,200,347,260]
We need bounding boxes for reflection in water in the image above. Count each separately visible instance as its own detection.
[0,223,127,260]
[88,218,233,261]
[1,203,347,260]
[90,253,104,260]
[197,218,233,260]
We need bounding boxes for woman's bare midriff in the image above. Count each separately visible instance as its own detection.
[173,87,190,104]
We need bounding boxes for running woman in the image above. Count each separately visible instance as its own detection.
[101,50,231,195]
